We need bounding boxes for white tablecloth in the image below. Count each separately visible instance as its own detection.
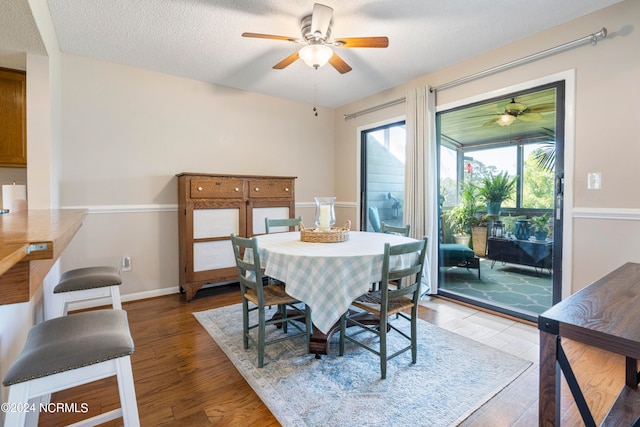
[254,231,424,334]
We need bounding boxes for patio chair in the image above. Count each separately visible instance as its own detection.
[231,233,311,368]
[368,206,381,232]
[339,236,428,379]
[440,243,481,279]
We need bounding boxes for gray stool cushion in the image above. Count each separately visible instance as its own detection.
[54,266,121,293]
[3,309,134,386]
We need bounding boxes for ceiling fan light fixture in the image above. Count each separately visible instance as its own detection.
[299,44,333,69]
[497,114,516,126]
[505,99,527,115]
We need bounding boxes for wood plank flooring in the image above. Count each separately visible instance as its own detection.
[38,285,625,426]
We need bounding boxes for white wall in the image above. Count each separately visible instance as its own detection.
[334,0,640,293]
[58,54,335,298]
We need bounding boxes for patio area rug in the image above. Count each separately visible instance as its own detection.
[441,259,553,315]
[194,304,531,427]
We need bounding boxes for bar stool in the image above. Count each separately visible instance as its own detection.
[2,309,140,427]
[52,266,122,318]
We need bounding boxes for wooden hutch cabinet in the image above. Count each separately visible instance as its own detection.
[177,173,296,301]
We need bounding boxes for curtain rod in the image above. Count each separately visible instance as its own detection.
[342,97,406,121]
[343,27,607,121]
[431,27,607,92]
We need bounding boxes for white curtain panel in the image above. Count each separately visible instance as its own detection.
[405,87,439,294]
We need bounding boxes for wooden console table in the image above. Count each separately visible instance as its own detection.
[538,262,640,426]
[0,209,87,305]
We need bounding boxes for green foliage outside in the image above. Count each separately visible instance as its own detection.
[440,145,554,210]
[523,152,554,208]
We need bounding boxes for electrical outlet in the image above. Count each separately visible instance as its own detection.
[121,257,132,272]
[587,172,602,190]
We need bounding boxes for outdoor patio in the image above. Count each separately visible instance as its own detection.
[439,258,552,317]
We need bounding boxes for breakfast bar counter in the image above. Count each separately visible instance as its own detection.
[0,209,87,305]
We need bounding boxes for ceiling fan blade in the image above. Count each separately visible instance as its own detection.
[311,3,333,38]
[273,52,300,69]
[517,112,543,122]
[482,118,499,127]
[334,37,389,48]
[328,53,352,74]
[527,103,555,113]
[242,32,300,43]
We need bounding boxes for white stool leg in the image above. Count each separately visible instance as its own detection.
[24,396,41,427]
[116,356,140,427]
[4,382,32,427]
[111,285,122,310]
[49,292,67,319]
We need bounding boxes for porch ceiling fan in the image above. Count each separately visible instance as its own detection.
[242,3,389,74]
[480,98,555,127]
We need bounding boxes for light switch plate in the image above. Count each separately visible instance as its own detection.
[587,172,602,190]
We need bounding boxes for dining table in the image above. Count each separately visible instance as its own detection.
[253,230,428,355]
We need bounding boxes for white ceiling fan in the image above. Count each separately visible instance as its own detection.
[242,3,389,74]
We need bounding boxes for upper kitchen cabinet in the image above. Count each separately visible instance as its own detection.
[0,68,27,168]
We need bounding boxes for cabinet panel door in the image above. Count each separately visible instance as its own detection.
[193,240,235,272]
[252,206,290,235]
[248,199,295,236]
[193,208,240,239]
[0,69,26,167]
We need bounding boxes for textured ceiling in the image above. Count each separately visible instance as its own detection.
[0,0,47,69]
[0,0,623,107]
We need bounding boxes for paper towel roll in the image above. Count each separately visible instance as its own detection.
[2,184,27,211]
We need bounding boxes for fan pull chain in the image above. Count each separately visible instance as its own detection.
[313,68,318,117]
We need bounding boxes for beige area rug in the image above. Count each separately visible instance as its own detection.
[194,304,531,427]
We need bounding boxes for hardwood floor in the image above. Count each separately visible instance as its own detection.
[38,285,625,426]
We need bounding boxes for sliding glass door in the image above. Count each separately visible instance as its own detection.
[360,121,406,232]
[437,82,564,321]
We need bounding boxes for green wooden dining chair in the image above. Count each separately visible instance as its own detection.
[372,222,412,291]
[339,236,428,379]
[380,222,411,237]
[264,216,303,286]
[265,216,303,234]
[230,233,311,368]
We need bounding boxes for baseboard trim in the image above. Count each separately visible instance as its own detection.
[67,285,180,312]
[62,204,178,214]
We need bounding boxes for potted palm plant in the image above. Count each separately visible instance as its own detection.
[531,214,550,241]
[478,171,518,215]
[444,181,479,247]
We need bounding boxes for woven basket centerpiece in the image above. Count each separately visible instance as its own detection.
[300,220,351,243]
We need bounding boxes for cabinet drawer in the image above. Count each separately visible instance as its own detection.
[190,179,245,199]
[249,180,293,198]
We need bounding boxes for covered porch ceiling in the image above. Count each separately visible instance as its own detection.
[440,88,557,149]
